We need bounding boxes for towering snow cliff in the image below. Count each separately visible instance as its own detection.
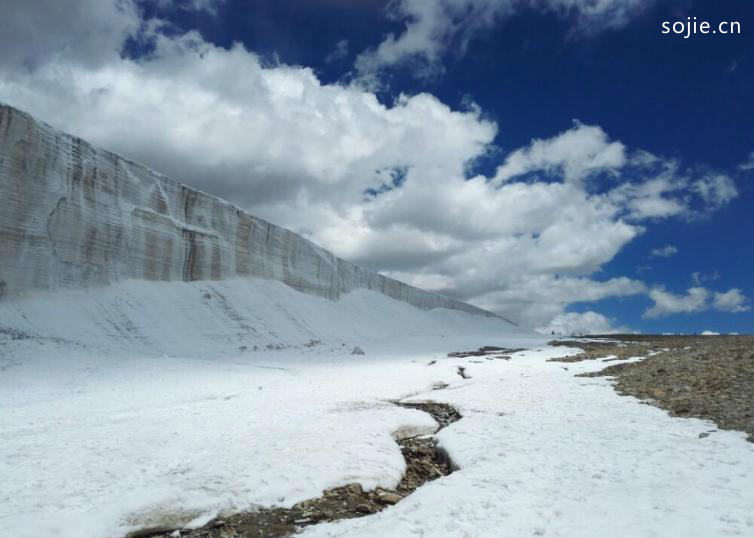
[0,104,515,355]
[0,104,499,316]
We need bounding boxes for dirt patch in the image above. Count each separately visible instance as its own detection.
[129,402,461,538]
[547,339,657,363]
[447,346,523,358]
[551,335,754,442]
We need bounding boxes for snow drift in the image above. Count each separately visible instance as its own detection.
[0,103,515,355]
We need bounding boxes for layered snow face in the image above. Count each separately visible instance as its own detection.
[0,104,499,320]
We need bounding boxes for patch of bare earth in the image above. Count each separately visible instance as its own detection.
[550,334,754,441]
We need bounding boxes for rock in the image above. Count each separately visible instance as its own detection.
[355,503,373,514]
[219,528,237,538]
[345,483,362,495]
[376,491,401,504]
[432,381,449,390]
[671,399,691,414]
[351,346,365,355]
[416,446,435,457]
[125,527,176,538]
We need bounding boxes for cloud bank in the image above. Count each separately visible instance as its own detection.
[644,286,750,318]
[0,0,745,334]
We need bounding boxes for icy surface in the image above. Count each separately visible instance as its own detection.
[0,278,536,538]
[303,348,754,538]
[0,103,500,321]
[2,327,753,538]
[0,277,521,358]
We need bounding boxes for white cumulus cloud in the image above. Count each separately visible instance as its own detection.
[713,289,751,313]
[0,0,741,330]
[650,245,678,258]
[738,151,754,171]
[645,286,750,318]
[536,311,630,336]
[355,0,654,78]
[644,287,709,318]
[494,121,626,184]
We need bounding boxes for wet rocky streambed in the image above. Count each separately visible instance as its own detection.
[127,402,461,538]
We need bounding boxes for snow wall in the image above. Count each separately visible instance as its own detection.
[0,104,514,354]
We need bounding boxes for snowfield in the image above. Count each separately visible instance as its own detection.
[1,280,753,538]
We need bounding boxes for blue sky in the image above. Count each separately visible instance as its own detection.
[1,0,751,333]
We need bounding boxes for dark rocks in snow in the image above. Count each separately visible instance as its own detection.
[448,346,523,358]
[551,334,754,442]
[163,401,461,538]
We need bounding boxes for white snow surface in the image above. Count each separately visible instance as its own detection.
[303,349,754,538]
[0,278,516,358]
[1,280,753,538]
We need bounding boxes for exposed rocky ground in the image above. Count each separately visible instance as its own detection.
[125,336,753,538]
[128,402,460,538]
[447,346,524,359]
[551,334,754,441]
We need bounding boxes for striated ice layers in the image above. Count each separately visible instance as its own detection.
[0,104,514,355]
[0,103,505,315]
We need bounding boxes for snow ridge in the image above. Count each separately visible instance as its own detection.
[0,103,504,321]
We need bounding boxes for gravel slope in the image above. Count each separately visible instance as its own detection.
[551,335,754,441]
